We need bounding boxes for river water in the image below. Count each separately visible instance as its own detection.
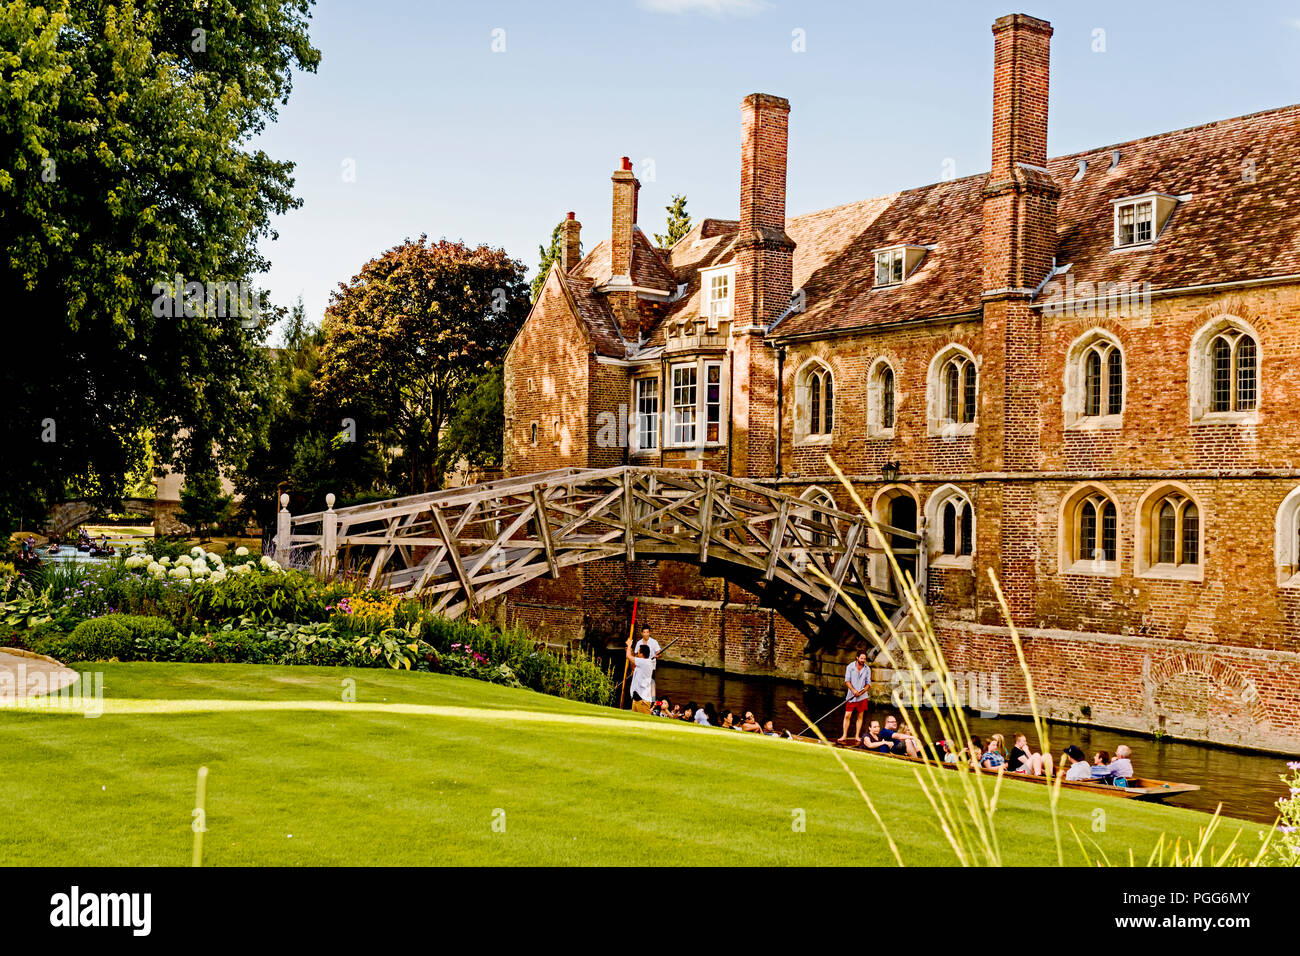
[632,661,1292,825]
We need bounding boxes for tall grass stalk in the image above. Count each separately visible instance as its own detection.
[789,454,1269,868]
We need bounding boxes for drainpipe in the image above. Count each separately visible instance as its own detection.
[774,346,786,479]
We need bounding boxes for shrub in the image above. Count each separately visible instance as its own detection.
[49,614,178,661]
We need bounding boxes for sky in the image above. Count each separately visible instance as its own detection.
[252,0,1300,335]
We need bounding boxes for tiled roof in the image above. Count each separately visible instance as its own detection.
[570,228,676,293]
[564,104,1300,354]
[765,103,1300,338]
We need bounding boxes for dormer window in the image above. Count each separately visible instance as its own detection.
[1112,193,1179,249]
[700,266,734,326]
[872,245,928,288]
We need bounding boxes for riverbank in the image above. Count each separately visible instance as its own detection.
[0,662,1266,866]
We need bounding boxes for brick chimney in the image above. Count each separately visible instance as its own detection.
[976,14,1058,625]
[734,94,794,332]
[610,157,638,283]
[982,13,1058,293]
[560,212,581,274]
[732,93,795,480]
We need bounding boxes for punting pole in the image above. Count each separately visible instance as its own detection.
[794,697,853,738]
[618,597,639,709]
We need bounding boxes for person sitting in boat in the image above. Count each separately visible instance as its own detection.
[880,715,921,758]
[739,712,763,733]
[695,703,714,726]
[1107,745,1134,780]
[762,720,780,737]
[959,735,984,767]
[1006,733,1052,776]
[682,702,697,723]
[1089,750,1115,782]
[718,711,735,729]
[862,720,892,754]
[1062,745,1094,781]
[936,739,958,764]
[979,734,1008,770]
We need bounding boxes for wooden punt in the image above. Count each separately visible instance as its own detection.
[784,735,1200,802]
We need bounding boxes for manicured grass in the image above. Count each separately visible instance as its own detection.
[0,664,1266,866]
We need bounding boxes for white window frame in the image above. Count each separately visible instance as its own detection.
[667,358,727,449]
[1058,483,1122,578]
[1188,316,1261,425]
[633,377,660,452]
[1135,482,1205,582]
[699,265,735,326]
[1111,192,1179,250]
[793,358,834,445]
[1274,486,1300,587]
[867,357,897,438]
[926,345,978,437]
[1063,329,1125,431]
[874,248,906,287]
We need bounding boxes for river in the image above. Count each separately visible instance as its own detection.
[630,660,1291,825]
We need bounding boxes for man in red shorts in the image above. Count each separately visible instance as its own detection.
[839,650,871,742]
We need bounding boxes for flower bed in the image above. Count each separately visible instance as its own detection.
[0,546,612,705]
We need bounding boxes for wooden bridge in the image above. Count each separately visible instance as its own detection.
[278,466,925,641]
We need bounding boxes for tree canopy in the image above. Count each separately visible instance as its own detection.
[0,0,320,535]
[315,236,528,494]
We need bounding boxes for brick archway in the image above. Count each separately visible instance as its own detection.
[1149,651,1267,730]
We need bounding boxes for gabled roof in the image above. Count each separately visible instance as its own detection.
[571,227,676,294]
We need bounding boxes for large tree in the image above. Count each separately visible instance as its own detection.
[316,236,528,494]
[0,0,319,535]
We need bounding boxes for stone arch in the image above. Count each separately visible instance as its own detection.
[1062,327,1125,428]
[1188,314,1261,422]
[1148,651,1267,738]
[1274,485,1300,587]
[792,356,834,444]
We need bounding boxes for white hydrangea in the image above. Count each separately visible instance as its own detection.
[146,561,164,576]
[232,563,253,576]
[235,546,250,557]
[176,555,193,567]
[124,554,147,569]
[190,546,205,558]
[159,556,171,566]
[210,569,227,584]
[259,555,281,571]
[169,566,191,579]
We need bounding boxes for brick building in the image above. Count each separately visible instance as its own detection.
[502,13,1300,751]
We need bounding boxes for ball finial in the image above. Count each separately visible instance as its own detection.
[279,493,290,509]
[325,493,336,509]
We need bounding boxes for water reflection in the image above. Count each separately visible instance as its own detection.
[640,662,1290,824]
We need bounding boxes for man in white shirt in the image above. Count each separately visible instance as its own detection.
[635,626,662,663]
[1062,745,1093,781]
[625,638,656,714]
[839,650,871,742]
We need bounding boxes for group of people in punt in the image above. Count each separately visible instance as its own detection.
[839,649,1139,784]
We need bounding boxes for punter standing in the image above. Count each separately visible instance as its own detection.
[839,650,871,742]
[625,638,657,714]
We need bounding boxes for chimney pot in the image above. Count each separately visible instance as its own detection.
[620,156,632,171]
[566,211,575,220]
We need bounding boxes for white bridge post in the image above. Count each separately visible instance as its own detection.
[321,493,337,579]
[275,493,291,557]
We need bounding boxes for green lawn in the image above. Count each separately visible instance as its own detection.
[0,664,1266,866]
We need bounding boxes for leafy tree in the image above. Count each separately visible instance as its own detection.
[316,237,528,494]
[0,0,320,537]
[438,366,505,476]
[532,221,564,301]
[177,467,232,542]
[655,194,692,248]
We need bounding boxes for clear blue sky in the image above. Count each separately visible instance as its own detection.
[253,0,1300,332]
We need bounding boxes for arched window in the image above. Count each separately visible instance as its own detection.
[867,359,897,436]
[927,346,978,436]
[926,485,974,567]
[1209,329,1256,412]
[795,361,834,442]
[1190,318,1260,421]
[799,487,838,548]
[1274,486,1300,587]
[1064,330,1124,427]
[1060,484,1120,574]
[1137,484,1203,579]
